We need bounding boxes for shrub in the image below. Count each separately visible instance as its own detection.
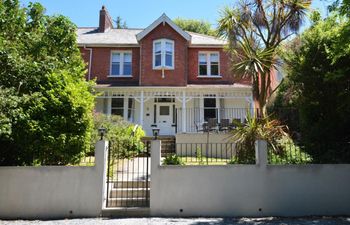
[91,113,146,159]
[195,147,205,165]
[231,112,291,164]
[163,154,184,165]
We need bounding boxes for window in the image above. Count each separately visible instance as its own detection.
[111,98,124,116]
[111,98,134,121]
[110,51,132,76]
[153,39,174,69]
[155,98,175,103]
[159,106,170,116]
[198,52,220,76]
[204,98,216,121]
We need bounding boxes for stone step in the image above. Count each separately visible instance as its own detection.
[107,198,149,208]
[109,189,150,198]
[112,181,150,189]
[102,207,150,217]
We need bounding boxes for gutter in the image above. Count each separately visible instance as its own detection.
[84,45,93,80]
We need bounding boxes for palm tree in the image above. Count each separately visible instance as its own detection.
[218,0,311,117]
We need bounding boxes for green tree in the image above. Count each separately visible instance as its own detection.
[217,0,311,116]
[275,11,350,162]
[0,0,95,165]
[173,18,216,36]
[114,16,127,29]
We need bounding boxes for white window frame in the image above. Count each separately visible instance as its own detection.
[153,39,175,70]
[109,51,133,77]
[198,51,221,77]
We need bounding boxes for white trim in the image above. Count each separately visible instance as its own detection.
[83,45,92,81]
[152,39,175,70]
[107,75,133,78]
[136,13,191,41]
[198,51,220,77]
[110,50,133,77]
[197,75,222,78]
[189,45,225,48]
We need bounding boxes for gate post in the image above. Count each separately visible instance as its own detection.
[150,140,161,214]
[255,140,267,166]
[95,140,108,212]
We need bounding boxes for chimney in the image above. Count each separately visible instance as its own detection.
[98,5,113,32]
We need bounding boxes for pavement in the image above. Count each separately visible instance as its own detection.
[1,217,350,225]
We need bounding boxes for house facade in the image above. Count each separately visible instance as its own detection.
[78,6,253,136]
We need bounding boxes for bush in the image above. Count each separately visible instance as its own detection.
[0,1,95,166]
[163,154,184,165]
[230,113,291,164]
[268,137,312,164]
[92,113,146,159]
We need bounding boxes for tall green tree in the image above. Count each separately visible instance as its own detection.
[217,0,311,116]
[275,10,350,161]
[0,0,95,165]
[174,18,216,36]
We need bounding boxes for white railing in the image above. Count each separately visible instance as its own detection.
[176,108,252,133]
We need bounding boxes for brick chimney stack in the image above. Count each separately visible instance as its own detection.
[98,5,113,32]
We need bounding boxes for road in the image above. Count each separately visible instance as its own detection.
[1,217,350,225]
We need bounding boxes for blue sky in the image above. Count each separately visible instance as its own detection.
[21,0,330,29]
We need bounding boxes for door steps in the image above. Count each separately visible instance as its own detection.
[142,136,176,157]
[107,180,150,208]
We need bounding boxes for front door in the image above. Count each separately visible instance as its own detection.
[156,103,174,135]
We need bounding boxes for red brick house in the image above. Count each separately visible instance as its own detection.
[78,6,253,136]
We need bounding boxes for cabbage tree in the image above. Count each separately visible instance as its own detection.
[218,0,311,116]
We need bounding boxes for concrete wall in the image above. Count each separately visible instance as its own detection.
[0,141,108,219]
[151,140,350,217]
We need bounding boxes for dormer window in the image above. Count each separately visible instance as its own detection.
[153,39,174,70]
[110,51,132,77]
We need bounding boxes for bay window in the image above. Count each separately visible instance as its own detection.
[153,39,174,69]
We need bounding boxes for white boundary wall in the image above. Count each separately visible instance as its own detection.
[150,140,350,217]
[0,141,108,219]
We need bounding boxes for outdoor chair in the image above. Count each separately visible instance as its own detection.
[208,118,218,132]
[219,119,230,132]
[196,121,209,133]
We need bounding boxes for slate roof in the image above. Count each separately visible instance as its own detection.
[77,27,227,46]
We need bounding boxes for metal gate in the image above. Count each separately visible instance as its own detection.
[106,141,150,208]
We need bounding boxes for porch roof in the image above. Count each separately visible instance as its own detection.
[94,84,252,99]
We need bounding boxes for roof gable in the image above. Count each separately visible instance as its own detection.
[136,14,191,41]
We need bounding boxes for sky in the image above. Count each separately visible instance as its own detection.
[20,0,331,29]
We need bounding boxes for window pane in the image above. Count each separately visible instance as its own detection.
[112,98,123,107]
[155,54,161,67]
[111,109,123,116]
[211,64,219,75]
[165,54,172,67]
[123,62,132,75]
[155,42,161,53]
[166,42,173,53]
[210,53,219,62]
[204,98,216,108]
[159,106,170,115]
[111,63,120,75]
[124,53,132,62]
[112,53,120,62]
[199,54,207,63]
[204,109,216,121]
[199,64,207,75]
